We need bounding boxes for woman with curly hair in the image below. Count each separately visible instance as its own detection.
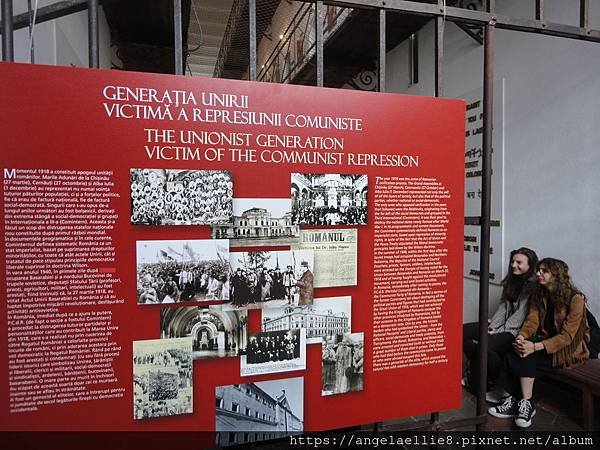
[463,247,538,400]
[488,258,590,428]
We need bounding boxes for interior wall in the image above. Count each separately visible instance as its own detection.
[386,0,600,322]
[1,0,110,68]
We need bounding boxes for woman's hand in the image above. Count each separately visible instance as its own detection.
[513,337,536,357]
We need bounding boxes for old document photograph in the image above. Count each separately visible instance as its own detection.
[160,305,247,360]
[322,332,364,396]
[226,250,314,310]
[262,296,351,344]
[291,173,367,225]
[292,229,357,288]
[240,329,306,377]
[130,168,233,225]
[211,198,299,247]
[133,337,193,419]
[215,377,303,446]
[136,239,230,304]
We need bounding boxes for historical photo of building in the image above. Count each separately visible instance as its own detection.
[226,250,314,309]
[160,305,247,360]
[133,337,193,420]
[211,198,299,247]
[130,168,233,225]
[322,332,364,397]
[216,377,303,447]
[262,296,351,344]
[291,173,368,225]
[292,229,358,288]
[137,239,230,304]
[241,329,306,377]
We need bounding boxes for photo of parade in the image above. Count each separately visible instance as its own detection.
[130,168,233,225]
[241,329,306,376]
[160,305,247,360]
[322,332,364,396]
[226,250,314,309]
[136,239,230,304]
[211,198,300,246]
[291,173,368,225]
[133,338,193,419]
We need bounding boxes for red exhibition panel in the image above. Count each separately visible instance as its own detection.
[0,62,464,432]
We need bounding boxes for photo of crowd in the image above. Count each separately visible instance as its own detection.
[136,240,229,304]
[130,168,233,225]
[241,329,306,376]
[322,332,364,396]
[291,173,368,225]
[227,250,314,309]
[133,337,193,419]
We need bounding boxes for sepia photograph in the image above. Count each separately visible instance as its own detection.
[240,329,306,377]
[262,296,351,344]
[292,229,358,288]
[130,168,233,225]
[291,173,368,225]
[215,377,303,447]
[136,239,230,304]
[160,305,247,360]
[226,250,314,310]
[133,337,193,420]
[211,198,299,247]
[322,332,364,397]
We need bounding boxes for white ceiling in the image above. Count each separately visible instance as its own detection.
[186,0,235,77]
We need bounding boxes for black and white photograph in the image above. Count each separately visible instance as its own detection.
[211,198,300,247]
[262,296,351,344]
[133,337,193,420]
[215,377,303,447]
[291,173,368,225]
[130,168,233,225]
[322,332,364,397]
[292,229,358,288]
[226,250,314,310]
[241,329,306,377]
[160,305,247,360]
[136,239,229,304]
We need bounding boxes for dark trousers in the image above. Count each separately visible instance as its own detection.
[463,322,515,390]
[502,339,554,398]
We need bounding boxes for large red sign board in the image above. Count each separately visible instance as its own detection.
[0,62,464,433]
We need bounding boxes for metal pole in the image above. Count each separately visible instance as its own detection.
[315,0,324,87]
[249,0,256,81]
[580,0,589,29]
[87,0,99,68]
[378,8,385,92]
[535,0,544,22]
[1,0,14,61]
[28,0,34,63]
[174,0,183,75]
[476,22,494,432]
[434,16,443,97]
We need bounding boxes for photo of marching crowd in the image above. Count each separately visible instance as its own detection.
[133,337,193,420]
[291,173,368,225]
[241,329,306,376]
[130,168,233,225]
[136,239,230,304]
[226,250,314,310]
[322,332,364,396]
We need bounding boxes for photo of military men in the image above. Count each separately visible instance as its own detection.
[322,332,364,396]
[130,168,233,225]
[226,250,314,309]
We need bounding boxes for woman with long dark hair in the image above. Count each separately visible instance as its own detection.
[463,247,538,400]
[488,258,590,428]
